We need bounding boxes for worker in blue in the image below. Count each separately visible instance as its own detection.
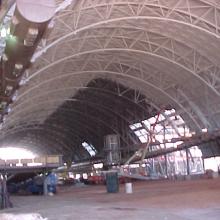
[46,172,57,195]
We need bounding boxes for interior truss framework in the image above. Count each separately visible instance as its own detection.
[1,0,220,160]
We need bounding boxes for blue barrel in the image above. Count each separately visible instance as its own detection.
[106,171,119,193]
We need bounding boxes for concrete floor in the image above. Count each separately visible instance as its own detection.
[1,178,220,220]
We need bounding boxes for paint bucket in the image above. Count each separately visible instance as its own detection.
[125,182,133,194]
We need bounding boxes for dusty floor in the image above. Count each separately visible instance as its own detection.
[1,178,220,220]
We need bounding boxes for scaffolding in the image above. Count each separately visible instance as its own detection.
[120,109,205,179]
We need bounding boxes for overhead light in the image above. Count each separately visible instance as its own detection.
[13,63,23,76]
[10,15,19,35]
[30,55,36,63]
[83,173,88,179]
[2,116,6,123]
[7,27,10,35]
[25,69,29,77]
[12,16,19,26]
[202,128,208,133]
[186,133,192,137]
[2,53,8,62]
[15,63,23,70]
[1,27,7,38]
[16,163,23,167]
[27,162,43,167]
[8,34,17,44]
[93,163,103,169]
[5,85,13,96]
[41,38,46,47]
[24,28,38,46]
[12,91,18,101]
[48,19,55,29]
[6,106,11,113]
[0,101,7,110]
[129,164,139,168]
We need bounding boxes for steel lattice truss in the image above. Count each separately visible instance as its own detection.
[1,0,220,160]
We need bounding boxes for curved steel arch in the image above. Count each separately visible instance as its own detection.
[2,129,99,160]
[70,0,220,36]
[9,23,218,131]
[3,109,141,154]
[27,48,220,97]
[7,93,150,128]
[12,43,217,131]
[9,73,184,134]
[0,132,63,155]
[36,13,220,68]
[3,106,126,142]
[14,68,204,129]
[0,122,94,156]
[46,1,220,57]
[1,0,220,159]
[10,86,151,114]
[3,116,107,148]
[21,128,92,157]
[4,105,135,149]
[1,130,82,157]
[3,116,108,145]
[26,29,220,99]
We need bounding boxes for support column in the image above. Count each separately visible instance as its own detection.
[43,171,48,196]
[202,157,205,172]
[0,173,12,209]
[185,149,191,180]
[186,149,190,175]
[163,124,168,177]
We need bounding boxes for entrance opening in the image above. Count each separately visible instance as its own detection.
[0,147,36,160]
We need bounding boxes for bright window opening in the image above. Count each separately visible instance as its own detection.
[0,147,36,160]
[82,142,97,157]
[204,157,220,172]
[129,109,204,176]
[130,109,191,147]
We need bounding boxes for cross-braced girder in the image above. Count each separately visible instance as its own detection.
[1,0,220,159]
